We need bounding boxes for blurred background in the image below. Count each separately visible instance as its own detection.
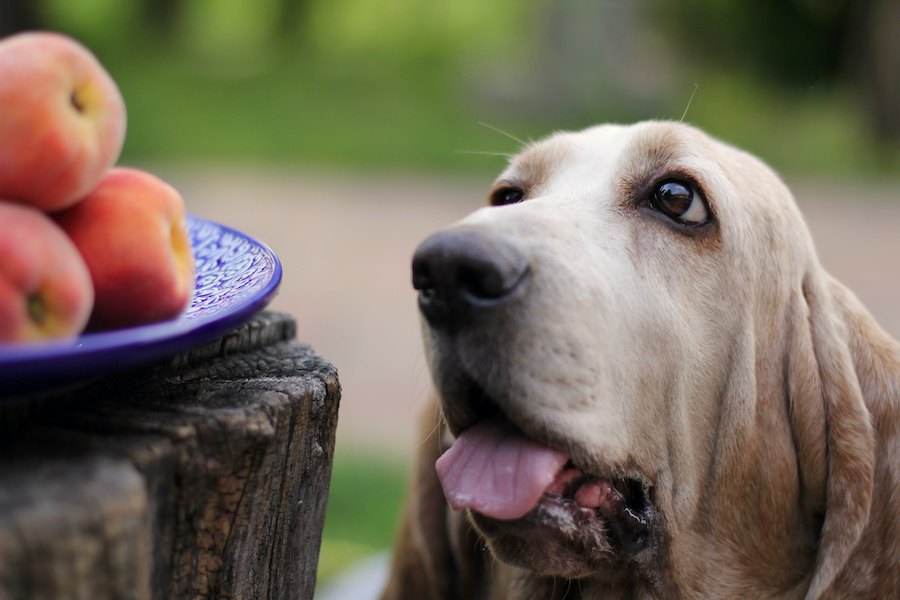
[3,0,898,593]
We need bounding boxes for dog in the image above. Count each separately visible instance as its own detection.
[379,121,899,599]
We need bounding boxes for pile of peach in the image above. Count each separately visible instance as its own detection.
[0,32,194,343]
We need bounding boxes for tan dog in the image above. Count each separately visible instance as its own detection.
[381,121,899,599]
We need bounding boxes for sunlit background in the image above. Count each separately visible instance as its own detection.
[4,0,898,593]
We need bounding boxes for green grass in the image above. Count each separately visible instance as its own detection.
[317,449,408,585]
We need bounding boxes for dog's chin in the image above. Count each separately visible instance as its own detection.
[469,469,659,580]
[431,363,663,581]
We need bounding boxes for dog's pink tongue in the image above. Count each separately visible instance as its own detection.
[435,418,567,520]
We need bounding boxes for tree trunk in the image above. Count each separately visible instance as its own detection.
[141,0,181,39]
[278,0,308,39]
[850,0,900,142]
[0,0,43,37]
[0,311,340,600]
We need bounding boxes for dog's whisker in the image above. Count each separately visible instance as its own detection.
[477,121,529,148]
[564,577,574,600]
[679,83,699,122]
[396,407,444,460]
[455,149,515,159]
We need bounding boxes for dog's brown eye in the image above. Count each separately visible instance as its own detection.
[490,186,525,206]
[650,180,709,225]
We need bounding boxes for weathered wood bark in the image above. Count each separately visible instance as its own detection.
[0,311,340,600]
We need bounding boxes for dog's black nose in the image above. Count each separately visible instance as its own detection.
[412,228,529,329]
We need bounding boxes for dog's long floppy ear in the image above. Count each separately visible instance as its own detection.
[380,394,488,600]
[788,268,877,600]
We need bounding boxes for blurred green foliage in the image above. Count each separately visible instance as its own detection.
[31,0,537,175]
[655,0,856,84]
[9,0,893,177]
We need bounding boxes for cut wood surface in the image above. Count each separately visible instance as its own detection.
[0,311,340,600]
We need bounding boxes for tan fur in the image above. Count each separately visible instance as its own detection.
[381,122,900,599]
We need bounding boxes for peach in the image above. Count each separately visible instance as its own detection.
[0,31,126,212]
[55,167,194,329]
[0,202,94,341]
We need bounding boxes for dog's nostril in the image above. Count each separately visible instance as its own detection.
[457,264,510,301]
[412,267,435,294]
[411,227,529,328]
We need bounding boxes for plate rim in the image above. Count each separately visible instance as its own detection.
[0,214,283,387]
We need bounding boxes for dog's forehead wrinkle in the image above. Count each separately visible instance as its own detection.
[503,138,569,193]
[502,125,633,201]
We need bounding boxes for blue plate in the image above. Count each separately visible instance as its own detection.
[0,215,282,398]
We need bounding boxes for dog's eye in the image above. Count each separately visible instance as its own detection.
[650,180,709,225]
[490,186,526,206]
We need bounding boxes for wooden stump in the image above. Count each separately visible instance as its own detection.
[0,312,340,600]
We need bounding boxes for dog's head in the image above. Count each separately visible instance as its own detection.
[409,121,877,596]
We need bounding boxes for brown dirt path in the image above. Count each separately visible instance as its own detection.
[167,168,900,456]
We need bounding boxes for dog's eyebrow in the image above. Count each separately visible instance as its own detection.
[623,128,682,175]
[614,125,693,200]
[506,142,568,192]
[489,177,521,191]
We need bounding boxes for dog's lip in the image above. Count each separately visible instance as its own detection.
[442,413,658,558]
[533,463,657,557]
[472,463,658,559]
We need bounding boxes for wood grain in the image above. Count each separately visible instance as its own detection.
[0,312,340,600]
